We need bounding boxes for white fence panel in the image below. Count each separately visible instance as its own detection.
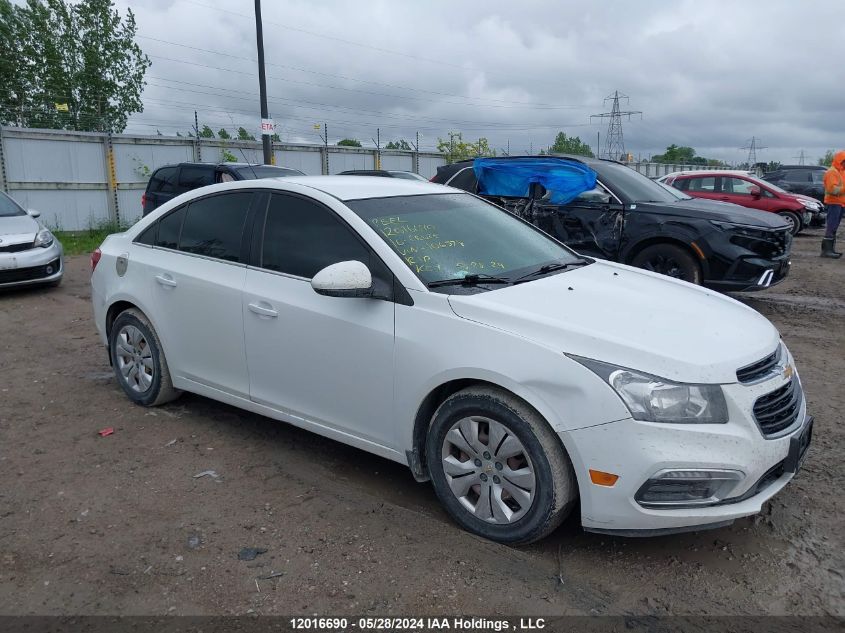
[328,150,375,174]
[379,153,413,171]
[418,154,446,179]
[276,148,322,174]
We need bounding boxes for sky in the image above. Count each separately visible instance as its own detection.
[117,0,844,165]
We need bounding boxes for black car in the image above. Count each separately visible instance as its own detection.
[762,165,827,204]
[433,156,792,292]
[142,162,305,216]
[338,169,429,181]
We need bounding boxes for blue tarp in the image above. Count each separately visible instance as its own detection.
[473,157,597,205]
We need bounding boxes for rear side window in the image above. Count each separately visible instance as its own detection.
[178,165,215,190]
[149,167,178,193]
[784,170,810,183]
[448,167,478,192]
[156,206,186,249]
[722,177,755,194]
[261,193,370,278]
[179,192,252,262]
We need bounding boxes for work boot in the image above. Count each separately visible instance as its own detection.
[821,238,843,259]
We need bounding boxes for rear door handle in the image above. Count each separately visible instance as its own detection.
[155,274,177,288]
[248,302,278,318]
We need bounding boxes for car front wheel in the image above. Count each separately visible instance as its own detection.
[777,211,802,236]
[109,308,181,407]
[426,386,577,544]
[630,243,702,284]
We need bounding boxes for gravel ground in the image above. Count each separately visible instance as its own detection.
[0,229,842,617]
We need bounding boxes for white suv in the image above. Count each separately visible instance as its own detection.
[91,177,812,543]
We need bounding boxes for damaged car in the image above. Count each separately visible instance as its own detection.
[432,156,793,291]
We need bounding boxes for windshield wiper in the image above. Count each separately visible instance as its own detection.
[427,273,512,288]
[512,258,591,284]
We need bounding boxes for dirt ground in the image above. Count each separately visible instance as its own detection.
[0,229,843,618]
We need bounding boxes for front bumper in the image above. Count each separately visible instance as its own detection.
[0,241,64,289]
[700,228,791,292]
[564,369,811,534]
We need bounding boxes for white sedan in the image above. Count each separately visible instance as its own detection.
[90,177,812,543]
[0,191,63,289]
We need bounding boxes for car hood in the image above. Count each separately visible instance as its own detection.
[447,260,780,384]
[0,214,39,242]
[636,198,789,229]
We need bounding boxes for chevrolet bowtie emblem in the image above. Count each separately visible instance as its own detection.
[783,364,794,380]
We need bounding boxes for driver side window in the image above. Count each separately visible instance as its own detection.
[572,184,613,205]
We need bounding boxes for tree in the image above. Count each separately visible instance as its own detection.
[547,132,594,158]
[337,138,362,147]
[199,125,215,138]
[819,150,835,167]
[237,126,255,141]
[217,128,231,139]
[271,133,280,142]
[436,132,495,163]
[0,0,150,132]
[651,144,696,164]
[385,139,412,150]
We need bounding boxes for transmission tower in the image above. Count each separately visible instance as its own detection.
[590,91,642,161]
[741,136,767,168]
[793,149,806,165]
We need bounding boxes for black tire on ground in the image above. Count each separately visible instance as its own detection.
[425,386,577,545]
[109,308,181,407]
[630,243,702,284]
[778,211,802,236]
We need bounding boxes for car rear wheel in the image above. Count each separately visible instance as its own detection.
[425,386,577,544]
[630,244,702,284]
[777,211,802,236]
[109,308,181,407]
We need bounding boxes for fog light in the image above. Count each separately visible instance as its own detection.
[635,469,743,508]
[46,265,54,274]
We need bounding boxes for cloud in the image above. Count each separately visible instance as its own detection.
[120,0,844,164]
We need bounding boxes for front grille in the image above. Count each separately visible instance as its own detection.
[0,258,60,284]
[0,241,34,253]
[737,348,780,383]
[753,379,802,437]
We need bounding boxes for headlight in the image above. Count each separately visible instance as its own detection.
[34,228,54,248]
[570,357,729,424]
[801,200,820,210]
[709,220,771,235]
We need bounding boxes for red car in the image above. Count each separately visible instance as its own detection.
[659,171,823,235]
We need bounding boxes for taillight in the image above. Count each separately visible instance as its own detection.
[141,192,147,208]
[91,247,102,272]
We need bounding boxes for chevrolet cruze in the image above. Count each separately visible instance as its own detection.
[90,177,813,543]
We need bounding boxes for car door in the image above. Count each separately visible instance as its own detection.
[143,191,256,397]
[780,169,813,197]
[242,192,397,447]
[677,176,722,203]
[545,184,624,259]
[720,176,774,212]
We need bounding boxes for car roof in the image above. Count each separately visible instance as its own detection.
[262,175,450,201]
[663,170,756,178]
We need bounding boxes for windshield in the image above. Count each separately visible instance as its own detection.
[346,193,580,285]
[593,162,679,204]
[0,191,26,217]
[236,166,304,179]
[655,180,693,200]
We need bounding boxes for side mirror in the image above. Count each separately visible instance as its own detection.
[311,260,373,298]
[749,185,761,198]
[27,209,41,218]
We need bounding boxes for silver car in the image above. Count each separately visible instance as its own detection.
[0,191,63,289]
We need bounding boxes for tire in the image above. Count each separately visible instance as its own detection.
[425,386,577,544]
[777,211,802,236]
[630,243,702,284]
[109,308,181,407]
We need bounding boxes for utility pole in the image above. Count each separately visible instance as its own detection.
[253,0,273,165]
[412,131,420,173]
[371,128,381,169]
[194,110,202,162]
[596,131,600,158]
[794,149,806,165]
[320,122,329,174]
[591,91,642,161]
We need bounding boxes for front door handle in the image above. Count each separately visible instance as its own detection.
[155,274,177,288]
[248,302,278,318]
